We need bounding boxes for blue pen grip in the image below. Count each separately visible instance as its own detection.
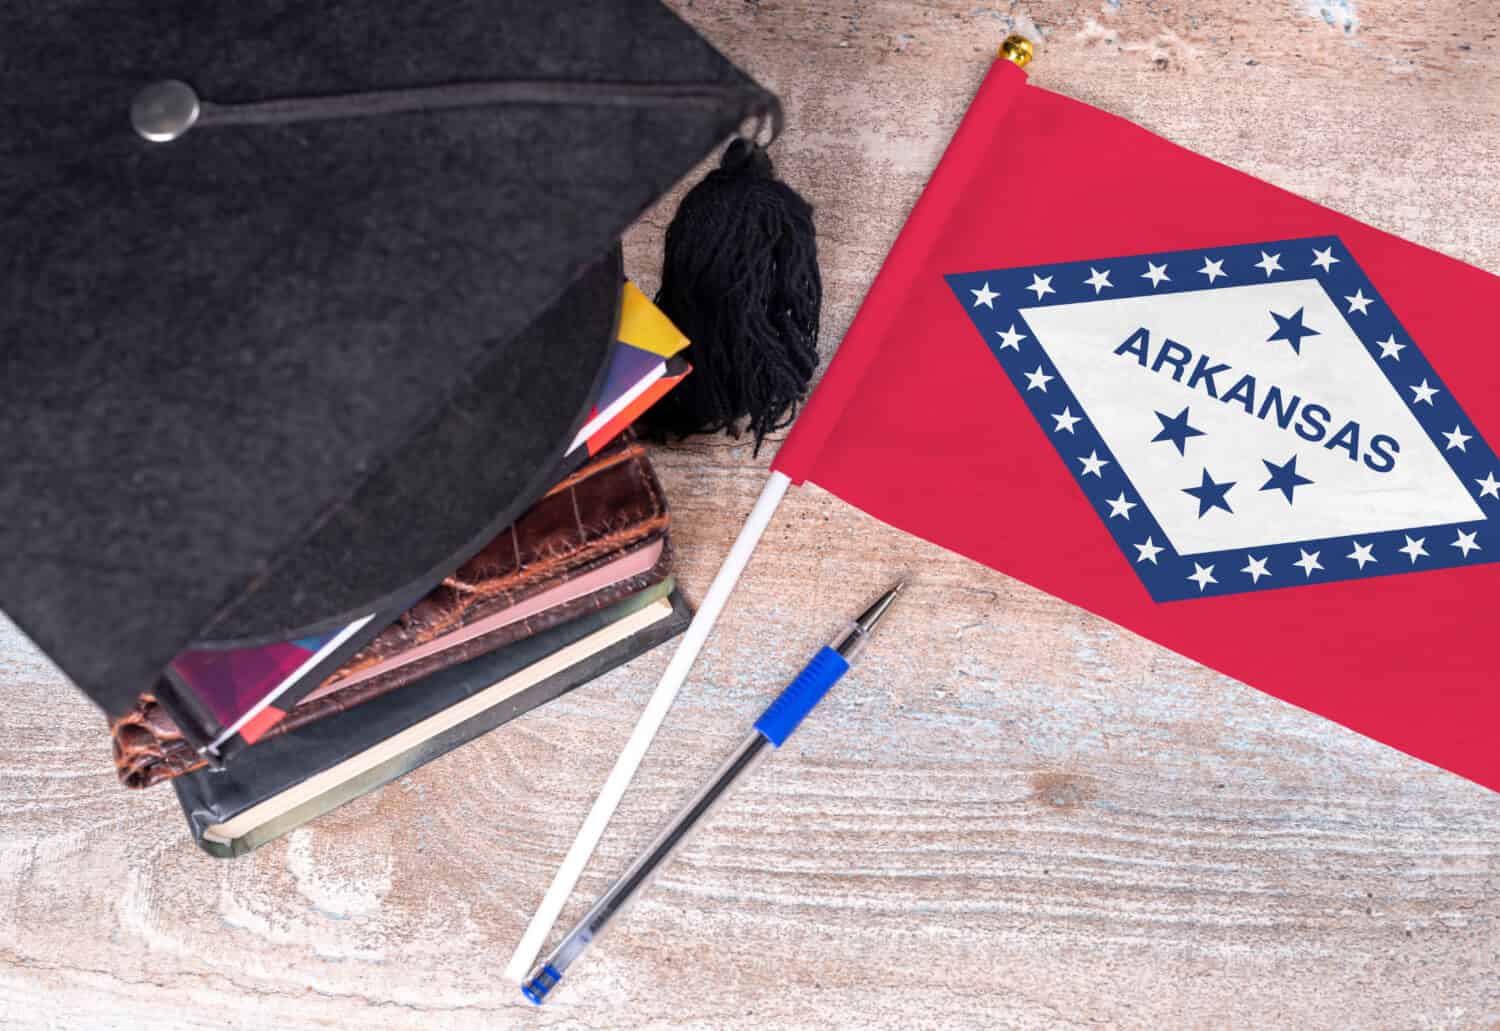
[753,646,850,747]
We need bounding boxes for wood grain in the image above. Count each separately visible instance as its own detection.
[3,2,1499,1028]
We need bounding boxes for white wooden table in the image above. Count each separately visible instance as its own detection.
[2,3,1497,1027]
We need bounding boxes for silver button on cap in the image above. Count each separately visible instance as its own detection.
[131,80,201,142]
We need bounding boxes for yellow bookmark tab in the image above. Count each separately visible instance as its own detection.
[617,281,689,357]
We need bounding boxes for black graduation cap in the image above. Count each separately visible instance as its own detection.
[0,1,776,718]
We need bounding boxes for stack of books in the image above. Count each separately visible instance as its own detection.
[108,284,693,856]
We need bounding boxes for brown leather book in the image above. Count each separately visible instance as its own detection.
[111,436,671,789]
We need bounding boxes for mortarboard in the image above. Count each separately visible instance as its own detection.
[0,1,776,718]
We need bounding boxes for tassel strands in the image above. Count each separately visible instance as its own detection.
[643,138,821,453]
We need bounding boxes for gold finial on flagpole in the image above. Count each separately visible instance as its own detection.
[999,34,1034,68]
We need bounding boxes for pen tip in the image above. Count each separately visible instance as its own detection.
[855,579,907,634]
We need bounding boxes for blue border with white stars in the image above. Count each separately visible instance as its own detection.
[945,235,1499,602]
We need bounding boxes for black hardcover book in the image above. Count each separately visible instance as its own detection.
[174,586,690,857]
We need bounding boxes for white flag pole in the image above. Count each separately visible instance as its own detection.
[504,469,793,983]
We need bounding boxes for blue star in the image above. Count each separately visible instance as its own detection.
[1267,307,1320,354]
[1182,468,1236,517]
[1151,406,1206,456]
[1259,454,1314,503]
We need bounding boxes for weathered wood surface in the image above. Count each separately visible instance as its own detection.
[3,2,1499,1028]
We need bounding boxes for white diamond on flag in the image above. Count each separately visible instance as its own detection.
[947,236,1496,601]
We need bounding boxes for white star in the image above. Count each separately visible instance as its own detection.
[1241,554,1271,583]
[1476,472,1500,499]
[1051,407,1081,434]
[970,282,999,308]
[1443,425,1472,452]
[1084,267,1113,294]
[1134,537,1164,564]
[1077,450,1109,477]
[1198,257,1226,283]
[1027,273,1055,300]
[1106,492,1136,519]
[1294,549,1323,578]
[1311,246,1341,273]
[1399,535,1428,563]
[1375,334,1405,361]
[1409,379,1439,405]
[1347,541,1376,569]
[1254,251,1283,276]
[1141,261,1170,288]
[1345,289,1373,315]
[1453,529,1481,557]
[1187,562,1217,592]
[1024,366,1054,392]
[995,324,1026,351]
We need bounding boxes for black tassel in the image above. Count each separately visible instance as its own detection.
[641,137,821,453]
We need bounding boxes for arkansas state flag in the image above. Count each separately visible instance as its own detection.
[773,57,1500,792]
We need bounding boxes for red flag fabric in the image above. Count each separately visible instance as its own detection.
[774,60,1500,792]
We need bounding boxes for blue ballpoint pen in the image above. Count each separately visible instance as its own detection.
[521,580,905,1005]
